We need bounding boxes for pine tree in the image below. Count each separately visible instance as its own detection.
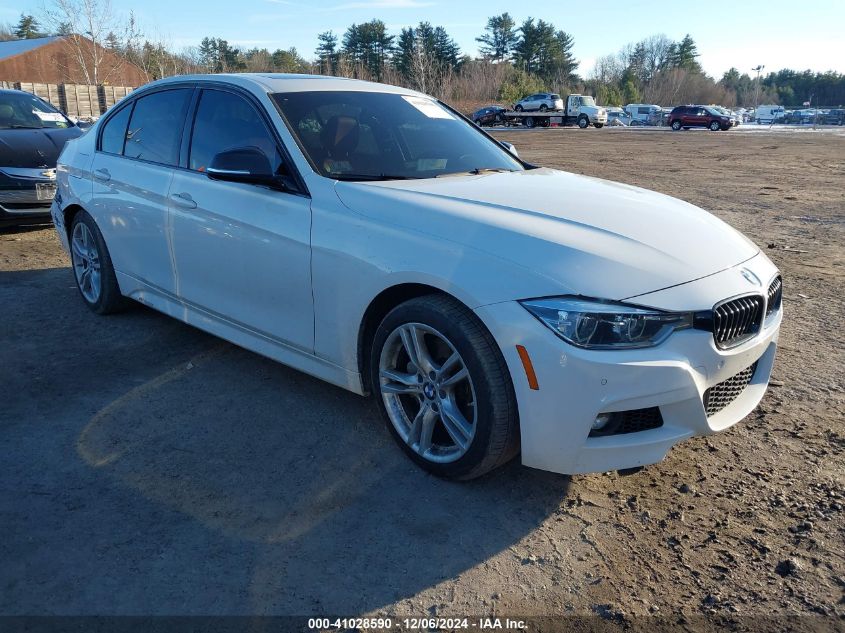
[105,31,120,51]
[315,31,338,74]
[670,34,701,73]
[15,14,43,39]
[341,20,393,80]
[476,13,518,62]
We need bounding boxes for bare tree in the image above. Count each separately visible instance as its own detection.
[0,22,18,41]
[41,0,141,83]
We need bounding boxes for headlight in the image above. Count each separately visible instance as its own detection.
[520,297,693,349]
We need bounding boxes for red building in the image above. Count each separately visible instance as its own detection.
[0,36,146,86]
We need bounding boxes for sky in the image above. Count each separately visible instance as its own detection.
[5,0,845,78]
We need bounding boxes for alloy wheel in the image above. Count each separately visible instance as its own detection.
[71,222,102,304]
[378,323,477,463]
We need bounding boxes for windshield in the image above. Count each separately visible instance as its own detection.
[705,107,726,117]
[579,96,596,107]
[0,92,71,130]
[272,91,523,180]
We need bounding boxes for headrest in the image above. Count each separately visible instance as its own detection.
[320,115,359,158]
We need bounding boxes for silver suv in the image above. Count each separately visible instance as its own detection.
[513,93,563,112]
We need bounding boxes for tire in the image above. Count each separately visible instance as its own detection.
[514,104,523,112]
[709,121,721,131]
[577,115,589,129]
[539,104,548,112]
[671,120,682,131]
[524,117,535,129]
[370,294,519,480]
[593,123,603,129]
[69,209,128,314]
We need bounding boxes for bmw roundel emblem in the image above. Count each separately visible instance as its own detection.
[740,268,761,287]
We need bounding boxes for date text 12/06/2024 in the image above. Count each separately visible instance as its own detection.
[308,617,527,630]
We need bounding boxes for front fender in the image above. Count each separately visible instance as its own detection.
[310,195,566,374]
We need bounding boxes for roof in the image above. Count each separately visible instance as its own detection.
[0,36,63,62]
[151,73,424,97]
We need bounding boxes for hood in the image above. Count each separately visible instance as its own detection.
[0,126,83,169]
[334,168,759,301]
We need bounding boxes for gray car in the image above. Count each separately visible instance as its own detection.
[513,93,563,112]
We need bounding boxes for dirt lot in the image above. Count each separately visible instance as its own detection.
[2,128,843,629]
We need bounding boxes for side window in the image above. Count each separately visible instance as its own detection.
[189,89,280,173]
[124,89,191,166]
[100,104,132,155]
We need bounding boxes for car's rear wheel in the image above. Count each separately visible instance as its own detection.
[70,210,126,314]
[370,295,519,480]
[524,116,535,129]
[671,120,682,131]
[539,104,548,112]
[710,121,721,131]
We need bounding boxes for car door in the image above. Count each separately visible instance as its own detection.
[89,87,192,294]
[167,86,314,352]
[691,107,708,127]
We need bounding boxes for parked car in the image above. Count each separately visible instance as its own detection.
[711,106,741,127]
[668,105,733,131]
[0,89,83,227]
[605,107,632,126]
[472,105,507,127]
[820,108,845,125]
[514,93,563,112]
[624,103,662,126]
[52,74,783,479]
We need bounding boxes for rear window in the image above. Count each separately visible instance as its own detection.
[550,94,561,100]
[99,104,132,154]
[124,89,191,166]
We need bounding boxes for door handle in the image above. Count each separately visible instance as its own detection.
[93,168,110,182]
[169,192,197,209]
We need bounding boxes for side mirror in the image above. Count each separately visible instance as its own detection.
[500,141,519,158]
[207,147,283,189]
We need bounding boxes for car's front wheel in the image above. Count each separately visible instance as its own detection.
[70,210,126,314]
[370,295,519,480]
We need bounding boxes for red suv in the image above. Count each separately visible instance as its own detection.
[669,105,733,131]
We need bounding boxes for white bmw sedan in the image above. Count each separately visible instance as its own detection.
[51,74,782,479]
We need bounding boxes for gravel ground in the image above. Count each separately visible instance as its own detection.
[1,128,843,630]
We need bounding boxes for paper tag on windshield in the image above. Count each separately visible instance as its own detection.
[33,111,65,122]
[402,96,453,119]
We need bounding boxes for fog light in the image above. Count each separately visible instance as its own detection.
[592,413,613,431]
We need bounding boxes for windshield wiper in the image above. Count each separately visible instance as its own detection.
[6,125,43,130]
[331,173,424,181]
[435,168,518,177]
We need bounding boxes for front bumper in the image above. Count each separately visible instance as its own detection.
[0,171,56,227]
[475,255,782,475]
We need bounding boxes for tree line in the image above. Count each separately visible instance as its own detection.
[3,8,844,109]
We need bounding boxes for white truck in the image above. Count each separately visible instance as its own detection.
[754,105,785,124]
[502,94,608,129]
